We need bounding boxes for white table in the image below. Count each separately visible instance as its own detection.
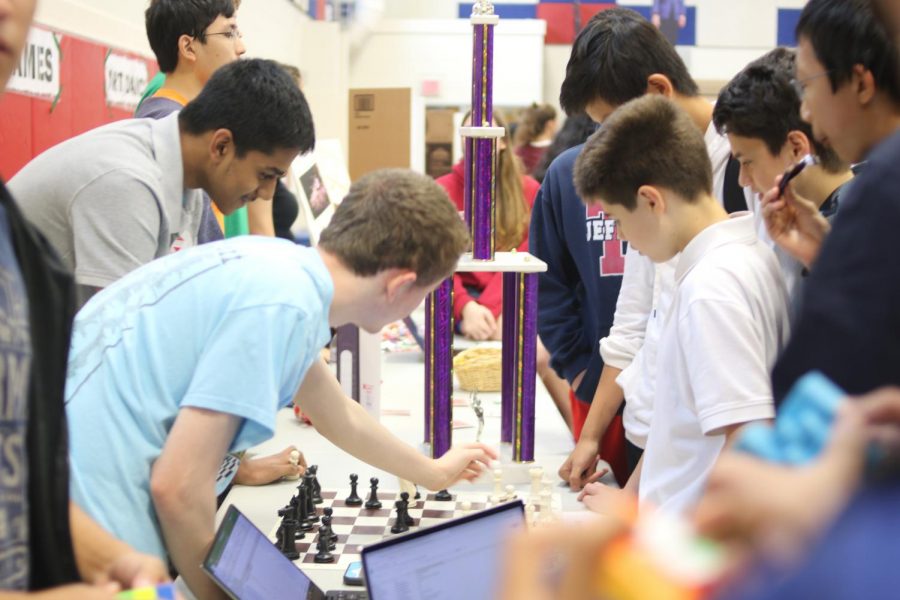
[211,348,597,593]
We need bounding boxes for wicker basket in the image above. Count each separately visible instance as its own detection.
[453,346,502,392]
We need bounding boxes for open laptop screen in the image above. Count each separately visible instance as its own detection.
[361,500,525,600]
[204,505,323,600]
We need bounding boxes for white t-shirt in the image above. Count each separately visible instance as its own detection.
[638,214,790,515]
[602,121,745,447]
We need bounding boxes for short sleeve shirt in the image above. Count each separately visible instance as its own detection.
[66,237,334,558]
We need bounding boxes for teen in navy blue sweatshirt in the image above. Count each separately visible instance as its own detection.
[529,144,626,479]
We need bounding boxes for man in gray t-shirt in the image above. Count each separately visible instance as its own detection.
[10,58,315,306]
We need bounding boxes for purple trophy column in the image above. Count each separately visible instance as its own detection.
[424,278,454,457]
[466,21,497,260]
[500,272,518,443]
[513,274,538,462]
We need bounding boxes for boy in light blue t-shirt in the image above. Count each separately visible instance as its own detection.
[66,169,494,600]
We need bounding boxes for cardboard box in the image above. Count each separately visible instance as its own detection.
[348,88,412,181]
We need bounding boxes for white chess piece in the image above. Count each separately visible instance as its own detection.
[525,503,537,527]
[503,484,517,501]
[529,467,543,502]
[490,468,504,503]
[539,490,552,523]
[460,500,472,515]
[285,449,301,481]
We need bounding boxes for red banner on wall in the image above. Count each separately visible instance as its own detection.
[0,25,158,179]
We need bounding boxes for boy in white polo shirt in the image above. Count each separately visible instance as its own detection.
[573,95,791,514]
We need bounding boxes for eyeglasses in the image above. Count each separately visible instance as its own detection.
[205,27,243,42]
[790,70,831,99]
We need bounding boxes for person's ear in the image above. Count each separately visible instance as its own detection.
[178,34,198,65]
[854,64,877,106]
[385,270,418,302]
[209,129,235,164]
[786,130,811,159]
[646,74,675,98]
[637,185,667,215]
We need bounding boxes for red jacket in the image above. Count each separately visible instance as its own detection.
[435,161,540,322]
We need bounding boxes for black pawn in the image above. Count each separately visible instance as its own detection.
[320,515,336,551]
[414,486,421,500]
[391,499,409,534]
[276,517,300,560]
[365,477,382,509]
[345,474,363,506]
[400,492,414,526]
[309,465,323,504]
[313,524,335,563]
[435,489,452,501]
[323,507,339,544]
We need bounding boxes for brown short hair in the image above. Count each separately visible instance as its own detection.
[318,169,469,286]
[574,95,712,210]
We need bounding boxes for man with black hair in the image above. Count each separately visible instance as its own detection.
[0,0,170,597]
[764,0,900,401]
[10,58,314,309]
[713,47,854,309]
[542,7,749,492]
[139,0,245,246]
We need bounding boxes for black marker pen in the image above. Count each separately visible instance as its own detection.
[777,154,818,197]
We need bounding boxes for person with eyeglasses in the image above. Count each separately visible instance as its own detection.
[758,0,900,405]
[139,0,304,499]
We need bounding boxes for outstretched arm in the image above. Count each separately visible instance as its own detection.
[297,359,497,490]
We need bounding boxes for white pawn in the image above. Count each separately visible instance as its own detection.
[460,500,472,515]
[503,484,517,501]
[539,490,553,523]
[529,467,543,500]
[525,503,537,527]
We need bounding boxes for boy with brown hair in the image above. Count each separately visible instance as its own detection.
[64,169,494,599]
[573,96,790,514]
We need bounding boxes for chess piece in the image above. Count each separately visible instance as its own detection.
[502,485,517,501]
[460,500,472,515]
[309,465,323,504]
[319,515,336,551]
[539,490,552,523]
[435,488,453,501]
[365,477,382,509]
[400,492,414,526]
[525,503,537,527]
[490,468,504,503]
[346,474,363,506]
[296,486,313,531]
[323,507,339,544]
[304,476,319,523]
[391,499,409,534]
[414,486,421,500]
[276,517,300,560]
[529,467,543,500]
[285,450,302,481]
[313,524,335,563]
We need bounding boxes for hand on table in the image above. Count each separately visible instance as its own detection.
[558,437,607,491]
[578,482,632,516]
[429,443,499,490]
[235,446,305,485]
[100,551,170,591]
[761,176,831,269]
[461,302,497,341]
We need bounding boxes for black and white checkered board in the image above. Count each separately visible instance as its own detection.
[269,489,538,570]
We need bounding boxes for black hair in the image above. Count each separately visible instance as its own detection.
[145,0,236,73]
[179,59,315,157]
[714,48,845,173]
[574,96,711,210]
[796,0,900,104]
[531,113,597,183]
[560,7,699,116]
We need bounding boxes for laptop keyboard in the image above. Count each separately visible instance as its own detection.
[325,592,368,600]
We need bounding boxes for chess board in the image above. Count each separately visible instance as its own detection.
[269,489,560,570]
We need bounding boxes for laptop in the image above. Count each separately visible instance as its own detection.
[204,505,365,600]
[361,500,525,600]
